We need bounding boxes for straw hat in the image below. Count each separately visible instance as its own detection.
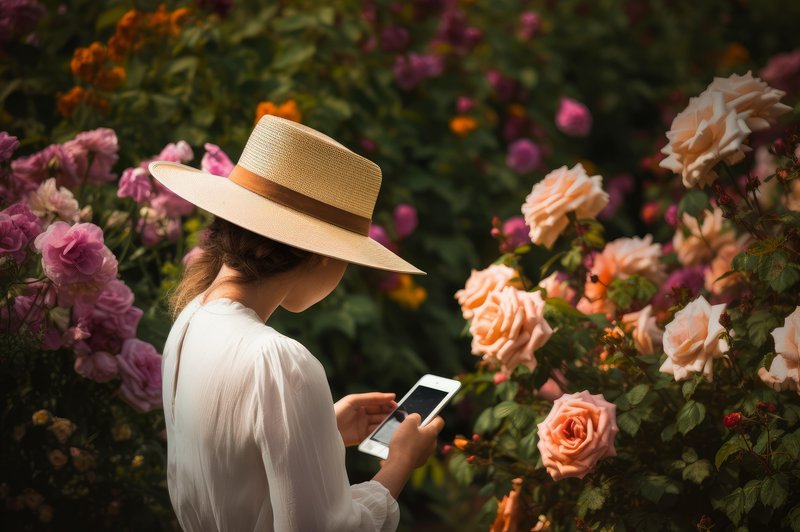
[149,115,423,274]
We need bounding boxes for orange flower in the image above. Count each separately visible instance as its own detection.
[57,87,89,117]
[491,478,523,532]
[94,66,126,91]
[387,273,427,310]
[170,8,191,36]
[453,436,470,450]
[70,42,107,81]
[148,4,171,35]
[255,99,302,124]
[507,104,526,118]
[449,115,478,137]
[718,42,750,69]
[108,10,141,61]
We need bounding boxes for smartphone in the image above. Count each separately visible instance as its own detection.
[358,374,461,460]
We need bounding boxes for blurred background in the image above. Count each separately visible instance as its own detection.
[2,0,800,529]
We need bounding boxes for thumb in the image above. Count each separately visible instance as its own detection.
[421,416,445,436]
[402,413,422,426]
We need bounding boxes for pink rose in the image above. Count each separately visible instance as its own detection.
[74,351,119,383]
[26,178,80,225]
[456,96,474,113]
[555,97,592,137]
[660,296,728,382]
[72,279,143,353]
[705,71,791,132]
[538,272,575,303]
[759,307,800,394]
[0,202,41,262]
[501,216,531,250]
[521,163,609,249]
[64,128,119,184]
[201,143,234,176]
[506,138,542,174]
[368,223,397,252]
[673,207,736,266]
[11,144,80,188]
[0,131,19,162]
[34,222,118,304]
[455,264,520,319]
[150,185,196,218]
[536,390,618,480]
[118,167,153,203]
[469,286,552,375]
[155,140,194,163]
[659,90,751,188]
[760,49,800,95]
[117,338,163,413]
[393,204,418,240]
[621,305,663,355]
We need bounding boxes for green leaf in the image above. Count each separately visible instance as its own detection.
[627,384,650,406]
[273,42,317,69]
[760,474,789,509]
[716,436,747,469]
[545,297,587,320]
[778,429,800,461]
[448,453,474,486]
[747,237,782,256]
[786,504,800,532]
[493,401,519,419]
[617,411,642,436]
[474,407,500,434]
[716,482,760,526]
[677,400,706,435]
[661,423,677,442]
[682,375,702,399]
[638,474,680,504]
[732,250,759,273]
[678,190,710,219]
[577,484,609,517]
[682,459,712,484]
[746,310,781,348]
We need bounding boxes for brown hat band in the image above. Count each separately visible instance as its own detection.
[228,165,371,236]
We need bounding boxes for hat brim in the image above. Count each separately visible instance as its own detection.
[149,161,424,275]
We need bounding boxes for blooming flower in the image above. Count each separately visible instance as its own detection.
[11,144,81,189]
[704,240,745,296]
[491,478,522,532]
[758,307,800,394]
[470,286,552,375]
[0,0,47,45]
[255,100,302,124]
[521,163,609,249]
[536,390,618,480]
[62,128,119,184]
[518,11,541,40]
[393,204,418,239]
[673,207,735,266]
[621,305,663,355]
[455,264,521,319]
[659,90,751,188]
[74,351,119,383]
[506,138,541,174]
[449,115,478,137]
[555,97,592,137]
[368,223,397,252]
[0,132,20,162]
[201,143,234,176]
[0,203,41,263]
[117,338,163,413]
[501,215,531,250]
[760,49,800,95]
[380,25,410,52]
[652,266,706,309]
[71,279,143,354]
[393,53,443,90]
[386,273,427,310]
[705,71,791,132]
[660,296,728,382]
[538,272,575,303]
[26,178,80,224]
[118,167,153,203]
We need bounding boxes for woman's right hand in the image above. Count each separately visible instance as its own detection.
[386,413,445,469]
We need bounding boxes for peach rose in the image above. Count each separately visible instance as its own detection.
[536,390,618,481]
[660,90,751,188]
[491,478,522,532]
[577,235,664,316]
[660,296,728,382]
[538,272,576,302]
[704,240,745,295]
[26,178,80,225]
[470,286,552,375]
[455,264,521,319]
[673,207,736,266]
[621,304,663,355]
[759,307,800,394]
[521,163,609,249]
[706,71,791,132]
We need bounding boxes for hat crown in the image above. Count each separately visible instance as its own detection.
[237,116,381,219]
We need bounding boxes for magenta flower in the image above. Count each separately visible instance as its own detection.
[556,97,593,137]
[599,174,635,220]
[664,204,679,228]
[0,0,46,45]
[201,143,234,177]
[11,144,80,188]
[760,49,800,95]
[393,204,418,239]
[0,203,41,262]
[506,138,542,174]
[518,11,541,40]
[393,53,443,90]
[380,25,410,52]
[118,167,153,203]
[155,140,194,163]
[369,223,397,252]
[652,266,705,309]
[74,351,119,383]
[117,338,162,413]
[456,96,474,113]
[34,222,118,304]
[502,215,531,249]
[487,69,525,102]
[64,128,119,184]
[0,132,19,162]
[72,279,143,353]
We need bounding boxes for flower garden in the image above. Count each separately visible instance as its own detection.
[2,0,800,530]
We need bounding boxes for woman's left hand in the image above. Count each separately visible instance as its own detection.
[334,392,396,447]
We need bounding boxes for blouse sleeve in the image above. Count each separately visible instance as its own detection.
[252,336,400,532]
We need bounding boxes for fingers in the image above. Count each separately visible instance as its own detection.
[421,416,445,435]
[347,392,396,408]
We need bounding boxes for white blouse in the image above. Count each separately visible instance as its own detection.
[161,297,400,531]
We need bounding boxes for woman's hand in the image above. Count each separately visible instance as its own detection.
[334,392,396,446]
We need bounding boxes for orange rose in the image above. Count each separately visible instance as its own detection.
[455,264,521,319]
[491,478,522,532]
[255,100,302,124]
[449,115,478,137]
[94,66,126,91]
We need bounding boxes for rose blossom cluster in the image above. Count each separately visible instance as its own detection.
[1,129,163,413]
[660,71,791,188]
[660,296,728,382]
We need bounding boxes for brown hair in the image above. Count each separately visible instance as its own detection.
[169,217,314,318]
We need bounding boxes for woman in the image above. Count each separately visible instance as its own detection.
[151,116,444,531]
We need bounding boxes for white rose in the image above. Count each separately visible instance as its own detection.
[660,90,751,188]
[706,71,791,132]
[660,296,728,382]
[760,307,800,394]
[521,163,609,249]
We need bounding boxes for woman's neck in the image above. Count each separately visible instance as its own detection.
[201,264,295,323]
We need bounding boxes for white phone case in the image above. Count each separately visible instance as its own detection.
[358,374,461,460]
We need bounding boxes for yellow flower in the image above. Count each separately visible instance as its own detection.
[32,410,50,426]
[48,417,76,444]
[387,274,427,310]
[255,99,302,124]
[449,115,478,137]
[131,455,145,468]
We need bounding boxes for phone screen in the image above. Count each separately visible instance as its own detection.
[370,385,448,445]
